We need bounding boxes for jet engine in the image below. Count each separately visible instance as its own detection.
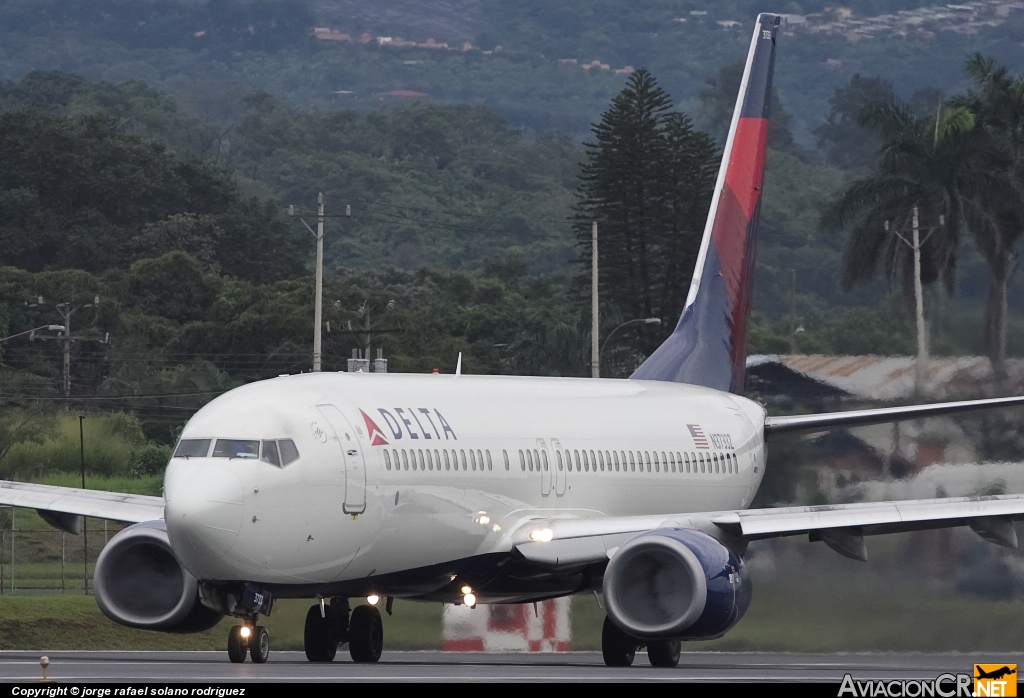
[602,528,751,640]
[93,520,222,632]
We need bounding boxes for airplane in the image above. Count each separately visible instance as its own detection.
[2,13,1024,669]
[975,667,1017,681]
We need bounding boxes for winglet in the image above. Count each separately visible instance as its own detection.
[631,14,780,393]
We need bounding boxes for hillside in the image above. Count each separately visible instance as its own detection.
[2,1,1023,140]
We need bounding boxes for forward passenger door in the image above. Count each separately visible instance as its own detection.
[316,404,367,515]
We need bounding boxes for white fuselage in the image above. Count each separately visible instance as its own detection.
[163,372,767,598]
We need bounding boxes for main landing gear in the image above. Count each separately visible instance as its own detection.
[227,621,270,664]
[304,598,384,663]
[601,617,681,668]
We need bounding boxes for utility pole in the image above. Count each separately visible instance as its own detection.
[887,207,942,394]
[911,206,927,390]
[79,414,88,594]
[314,193,324,372]
[289,194,351,373]
[45,298,101,411]
[591,221,599,379]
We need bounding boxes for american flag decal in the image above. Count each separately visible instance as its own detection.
[688,424,709,449]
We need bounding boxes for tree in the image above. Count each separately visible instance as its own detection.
[954,56,1024,376]
[824,97,993,355]
[574,69,717,356]
[815,74,895,169]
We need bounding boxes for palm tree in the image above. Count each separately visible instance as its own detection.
[823,96,994,363]
[955,56,1024,376]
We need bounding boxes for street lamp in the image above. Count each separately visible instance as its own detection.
[0,325,65,343]
[599,317,662,376]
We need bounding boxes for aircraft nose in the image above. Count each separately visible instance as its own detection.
[164,460,244,557]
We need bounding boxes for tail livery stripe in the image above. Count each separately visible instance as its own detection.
[631,14,779,394]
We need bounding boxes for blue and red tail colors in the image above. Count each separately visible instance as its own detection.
[631,14,780,394]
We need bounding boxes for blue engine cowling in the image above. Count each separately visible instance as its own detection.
[93,520,223,633]
[602,528,751,640]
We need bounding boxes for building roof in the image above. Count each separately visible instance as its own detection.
[746,354,1021,402]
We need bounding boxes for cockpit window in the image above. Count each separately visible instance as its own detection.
[261,440,280,466]
[174,439,211,458]
[212,439,260,459]
[279,439,300,466]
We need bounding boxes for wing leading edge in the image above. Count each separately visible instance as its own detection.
[513,494,1024,568]
[764,394,1024,436]
[0,479,163,526]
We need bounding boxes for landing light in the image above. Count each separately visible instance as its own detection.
[367,594,380,605]
[463,593,476,607]
[239,626,251,638]
[529,528,554,543]
[460,585,473,595]
[478,515,490,525]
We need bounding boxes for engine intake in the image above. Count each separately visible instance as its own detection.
[602,528,751,640]
[93,520,222,632]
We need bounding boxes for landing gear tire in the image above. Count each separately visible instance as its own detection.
[250,626,270,664]
[304,605,337,662]
[647,639,681,668]
[349,604,384,663]
[601,616,636,667]
[227,626,247,664]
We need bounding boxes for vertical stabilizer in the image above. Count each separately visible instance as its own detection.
[630,14,780,393]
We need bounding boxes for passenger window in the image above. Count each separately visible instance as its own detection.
[653,452,659,473]
[261,440,281,467]
[645,452,652,472]
[174,439,211,458]
[426,450,434,471]
[460,449,468,470]
[401,450,409,470]
[597,451,604,471]
[435,449,441,472]
[526,450,534,472]
[213,439,260,459]
[668,451,675,473]
[479,450,485,471]
[582,451,589,472]
[534,450,541,472]
[444,450,451,470]
[383,449,392,471]
[418,450,425,471]
[662,452,669,473]
[470,450,477,471]
[574,450,581,472]
[613,451,619,471]
[486,451,493,471]
[636,452,643,473]
[519,450,526,471]
[541,451,549,471]
[590,451,596,472]
[556,451,563,471]
[629,452,635,471]
[503,450,510,471]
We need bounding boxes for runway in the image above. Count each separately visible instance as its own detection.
[0,651,1017,682]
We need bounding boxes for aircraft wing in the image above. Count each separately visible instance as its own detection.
[513,494,1024,568]
[764,394,1024,435]
[0,479,164,527]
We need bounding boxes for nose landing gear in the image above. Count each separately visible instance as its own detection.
[302,598,384,663]
[226,619,271,664]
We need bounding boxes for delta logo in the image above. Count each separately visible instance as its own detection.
[975,664,1017,697]
[359,408,457,446]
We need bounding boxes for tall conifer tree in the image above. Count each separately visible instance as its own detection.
[575,69,717,357]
